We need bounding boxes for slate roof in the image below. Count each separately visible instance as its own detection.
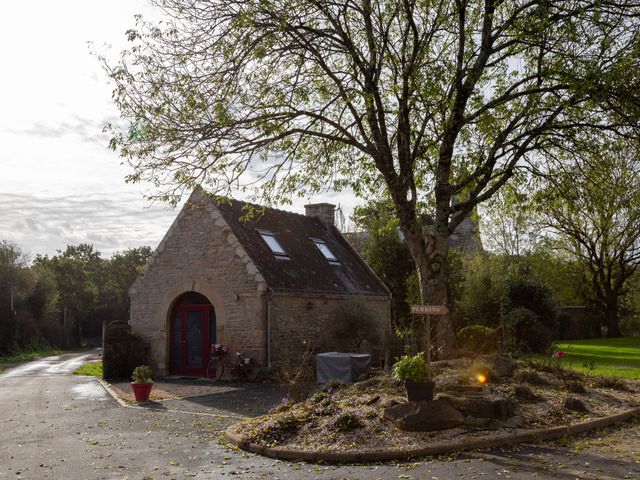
[214,198,390,298]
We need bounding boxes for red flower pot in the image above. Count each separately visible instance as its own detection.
[131,382,153,402]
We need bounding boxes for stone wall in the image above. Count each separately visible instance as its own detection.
[129,190,268,375]
[269,293,391,370]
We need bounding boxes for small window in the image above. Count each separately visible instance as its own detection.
[312,238,339,263]
[258,230,287,256]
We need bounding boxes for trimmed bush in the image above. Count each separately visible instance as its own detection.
[457,325,497,354]
[497,277,558,354]
[502,307,553,353]
[102,321,149,380]
[620,316,640,337]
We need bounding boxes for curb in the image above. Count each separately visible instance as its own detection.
[95,378,243,420]
[224,406,640,464]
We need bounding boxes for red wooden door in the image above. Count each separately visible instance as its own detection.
[170,304,213,376]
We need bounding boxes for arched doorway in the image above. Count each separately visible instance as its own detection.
[169,292,216,376]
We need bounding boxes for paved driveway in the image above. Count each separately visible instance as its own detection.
[1,352,638,479]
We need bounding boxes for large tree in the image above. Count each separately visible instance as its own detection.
[534,139,640,337]
[102,0,640,354]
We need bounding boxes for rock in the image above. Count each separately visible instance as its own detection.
[384,399,464,432]
[365,394,380,405]
[502,415,524,428]
[435,392,515,420]
[377,394,404,409]
[476,354,516,378]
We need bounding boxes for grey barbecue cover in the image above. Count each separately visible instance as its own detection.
[316,352,371,384]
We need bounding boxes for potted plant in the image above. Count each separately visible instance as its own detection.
[131,365,153,402]
[392,352,435,402]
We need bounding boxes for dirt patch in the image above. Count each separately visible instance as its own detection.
[108,378,237,403]
[228,360,639,454]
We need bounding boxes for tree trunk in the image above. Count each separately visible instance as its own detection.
[412,235,456,359]
[604,298,622,338]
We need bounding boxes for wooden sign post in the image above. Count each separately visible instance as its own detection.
[410,305,449,376]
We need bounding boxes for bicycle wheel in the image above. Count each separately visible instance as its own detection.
[207,356,225,381]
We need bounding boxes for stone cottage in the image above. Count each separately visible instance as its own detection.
[129,187,391,377]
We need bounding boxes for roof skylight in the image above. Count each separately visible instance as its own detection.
[312,238,339,263]
[258,230,287,256]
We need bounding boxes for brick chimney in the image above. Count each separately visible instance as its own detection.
[304,203,336,226]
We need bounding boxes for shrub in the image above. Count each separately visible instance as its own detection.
[102,321,150,380]
[132,365,153,383]
[332,297,381,352]
[513,368,549,386]
[457,325,497,354]
[620,315,640,337]
[502,308,553,353]
[499,277,558,329]
[498,277,558,354]
[311,391,330,403]
[566,380,586,394]
[333,412,364,432]
[513,384,541,402]
[277,340,316,403]
[594,376,628,391]
[563,396,588,412]
[392,352,429,382]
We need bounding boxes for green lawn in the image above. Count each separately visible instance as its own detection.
[534,337,640,379]
[0,346,63,364]
[73,362,103,378]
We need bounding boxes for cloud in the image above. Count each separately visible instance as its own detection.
[7,115,116,147]
[0,191,177,258]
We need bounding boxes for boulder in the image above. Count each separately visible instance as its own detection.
[435,392,515,420]
[384,399,464,432]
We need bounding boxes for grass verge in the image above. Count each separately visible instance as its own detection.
[529,337,640,379]
[73,362,103,378]
[0,346,63,364]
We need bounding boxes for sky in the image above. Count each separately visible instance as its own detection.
[0,1,357,259]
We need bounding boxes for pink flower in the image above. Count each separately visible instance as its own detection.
[554,351,566,359]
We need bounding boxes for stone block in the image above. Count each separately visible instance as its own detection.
[435,392,515,420]
[384,399,464,431]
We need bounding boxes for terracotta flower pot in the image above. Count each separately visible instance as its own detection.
[131,382,153,402]
[405,380,435,402]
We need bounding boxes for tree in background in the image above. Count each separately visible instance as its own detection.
[534,139,640,337]
[0,241,31,353]
[102,0,640,355]
[33,244,152,344]
[352,199,416,325]
[96,246,153,322]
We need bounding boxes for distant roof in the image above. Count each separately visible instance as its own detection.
[214,198,390,297]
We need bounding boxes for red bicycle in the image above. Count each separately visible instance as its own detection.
[206,344,258,382]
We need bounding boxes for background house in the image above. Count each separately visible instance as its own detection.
[129,188,391,377]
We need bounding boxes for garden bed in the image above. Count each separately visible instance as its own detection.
[226,357,639,457]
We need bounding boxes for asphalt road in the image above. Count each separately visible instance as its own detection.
[0,352,638,479]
